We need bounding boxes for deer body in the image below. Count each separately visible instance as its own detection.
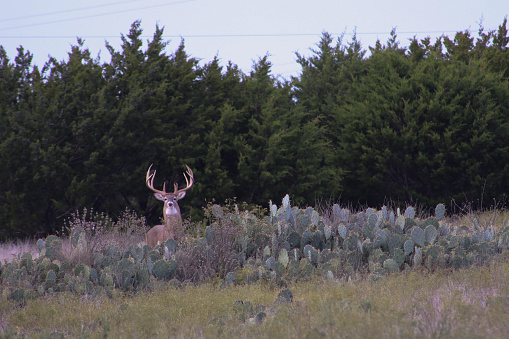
[145,164,194,248]
[145,225,172,248]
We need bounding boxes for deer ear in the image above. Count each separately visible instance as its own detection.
[154,193,166,201]
[176,191,186,200]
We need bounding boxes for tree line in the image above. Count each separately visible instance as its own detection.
[1,19,508,239]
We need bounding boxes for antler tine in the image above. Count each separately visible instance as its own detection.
[173,165,194,194]
[146,164,167,195]
[145,164,154,187]
[184,165,194,187]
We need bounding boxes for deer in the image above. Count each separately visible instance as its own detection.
[145,164,194,248]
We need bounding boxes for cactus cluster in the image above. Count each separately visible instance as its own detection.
[224,195,509,284]
[0,233,183,302]
[3,194,509,301]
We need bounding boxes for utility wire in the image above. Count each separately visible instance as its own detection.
[0,0,196,31]
[0,31,459,39]
[0,0,142,23]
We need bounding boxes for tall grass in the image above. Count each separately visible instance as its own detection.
[2,257,509,338]
[3,204,509,337]
[0,238,38,264]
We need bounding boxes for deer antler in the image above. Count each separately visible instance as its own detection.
[173,165,194,195]
[146,164,167,195]
[146,164,194,196]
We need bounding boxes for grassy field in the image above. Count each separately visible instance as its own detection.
[2,205,509,338]
[2,256,509,338]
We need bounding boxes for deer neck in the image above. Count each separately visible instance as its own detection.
[163,210,182,228]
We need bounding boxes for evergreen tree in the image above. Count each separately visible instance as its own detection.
[335,33,509,205]
[1,19,508,239]
[0,47,44,238]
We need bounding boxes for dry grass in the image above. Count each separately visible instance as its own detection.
[0,238,38,263]
[2,258,509,338]
[3,207,509,337]
[0,208,149,263]
[450,209,509,232]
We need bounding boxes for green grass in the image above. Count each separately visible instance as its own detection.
[3,205,509,338]
[3,257,509,338]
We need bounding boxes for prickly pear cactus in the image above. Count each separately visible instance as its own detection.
[311,230,324,251]
[265,257,276,271]
[368,213,377,229]
[117,258,135,274]
[303,244,314,260]
[300,229,312,249]
[343,234,359,252]
[411,227,425,247]
[298,258,314,277]
[435,203,446,221]
[3,264,20,288]
[404,206,416,218]
[45,270,57,289]
[332,204,341,222]
[282,194,290,209]
[337,224,347,240]
[363,222,375,241]
[324,225,332,241]
[311,210,320,226]
[3,193,507,301]
[278,249,289,268]
[152,259,176,281]
[20,253,34,274]
[373,229,388,249]
[404,239,414,256]
[276,288,293,303]
[424,244,444,269]
[164,239,177,255]
[383,258,399,273]
[263,246,271,261]
[424,225,438,245]
[395,215,405,232]
[386,234,402,256]
[45,235,63,260]
[99,268,114,287]
[296,214,311,234]
[37,239,45,251]
[269,200,277,222]
[74,264,90,280]
[45,235,61,249]
[393,248,405,267]
[413,247,423,266]
[288,231,301,249]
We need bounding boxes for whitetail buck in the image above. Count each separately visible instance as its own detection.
[145,164,194,248]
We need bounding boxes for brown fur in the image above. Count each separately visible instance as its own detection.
[145,225,173,248]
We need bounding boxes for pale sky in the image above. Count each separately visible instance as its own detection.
[1,0,507,78]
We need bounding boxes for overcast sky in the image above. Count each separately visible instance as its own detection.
[1,0,507,78]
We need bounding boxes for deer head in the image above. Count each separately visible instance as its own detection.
[145,164,194,248]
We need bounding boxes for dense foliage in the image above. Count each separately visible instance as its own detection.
[1,19,508,239]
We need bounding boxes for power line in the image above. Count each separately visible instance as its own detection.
[0,0,142,23]
[0,30,459,40]
[0,0,196,32]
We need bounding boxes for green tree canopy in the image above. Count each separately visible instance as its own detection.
[1,19,508,239]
